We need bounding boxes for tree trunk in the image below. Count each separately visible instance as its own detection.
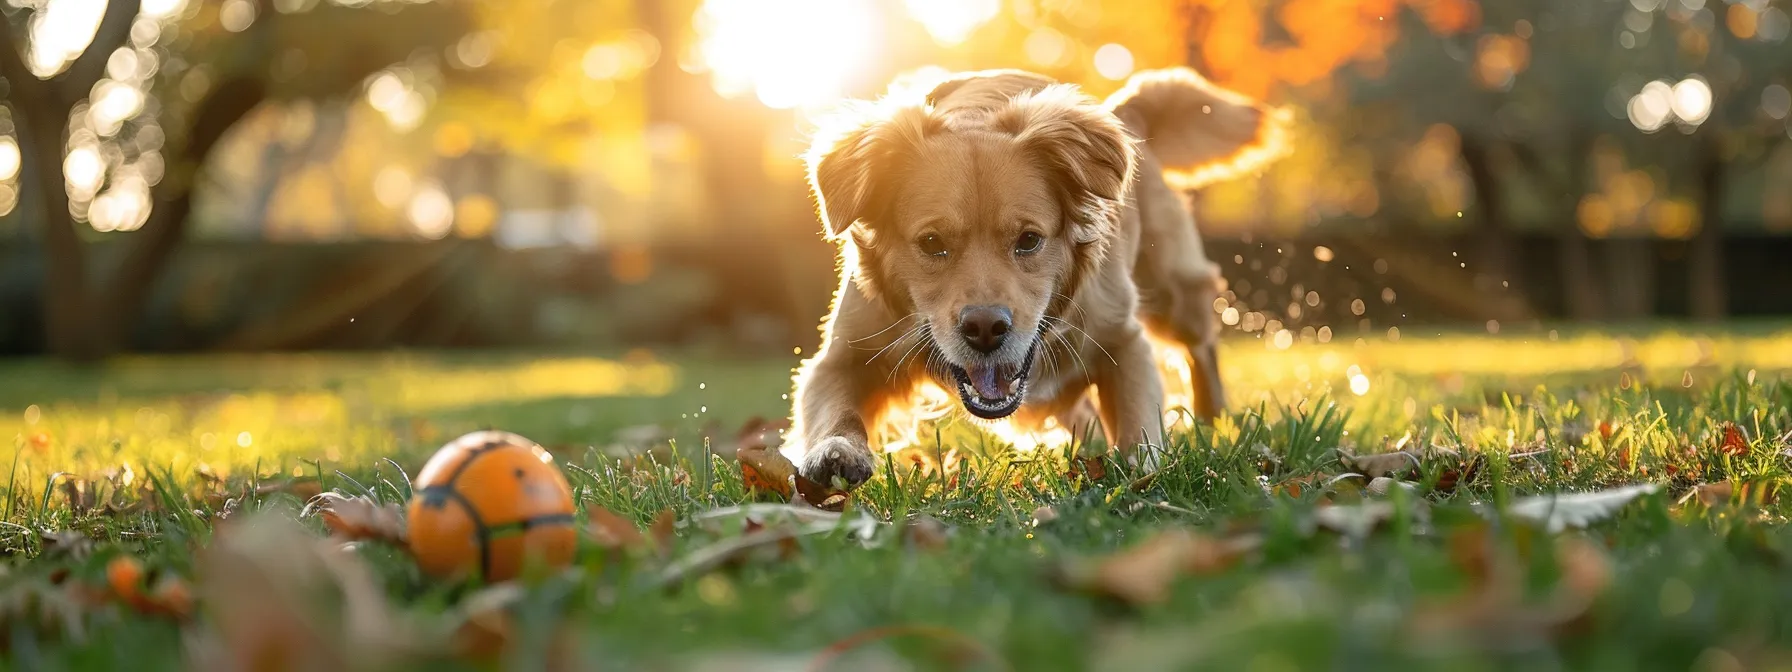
[1688,135,1727,322]
[1456,134,1527,320]
[93,77,267,354]
[1602,238,1655,321]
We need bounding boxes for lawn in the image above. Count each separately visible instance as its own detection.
[5,328,1792,671]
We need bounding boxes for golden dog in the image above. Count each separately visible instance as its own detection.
[789,67,1288,487]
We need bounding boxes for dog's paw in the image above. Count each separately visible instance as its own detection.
[799,436,876,489]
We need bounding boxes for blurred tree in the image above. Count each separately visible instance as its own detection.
[0,0,466,360]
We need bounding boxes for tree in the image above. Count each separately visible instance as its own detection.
[0,0,466,360]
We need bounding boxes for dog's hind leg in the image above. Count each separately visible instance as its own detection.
[1131,155,1228,421]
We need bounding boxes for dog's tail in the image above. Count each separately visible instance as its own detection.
[1104,67,1292,190]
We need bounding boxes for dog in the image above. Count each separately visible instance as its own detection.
[788,66,1289,487]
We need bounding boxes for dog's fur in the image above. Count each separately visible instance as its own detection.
[790,67,1289,487]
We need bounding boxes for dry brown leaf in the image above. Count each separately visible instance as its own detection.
[649,509,678,554]
[187,513,418,671]
[303,492,408,544]
[39,530,93,559]
[1053,529,1260,605]
[1408,530,1613,647]
[1068,455,1107,482]
[793,474,851,512]
[902,516,950,552]
[1682,480,1779,508]
[1340,450,1421,479]
[1719,423,1751,457]
[1432,456,1484,494]
[584,506,649,551]
[738,444,797,499]
[451,582,523,660]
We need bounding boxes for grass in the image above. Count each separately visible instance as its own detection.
[4,327,1792,670]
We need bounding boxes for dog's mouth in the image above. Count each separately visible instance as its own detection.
[947,339,1039,420]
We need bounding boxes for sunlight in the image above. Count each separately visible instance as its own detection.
[905,0,1000,46]
[692,0,879,109]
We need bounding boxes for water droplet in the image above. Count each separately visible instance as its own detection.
[699,382,706,390]
[1681,371,1693,388]
[23,404,40,425]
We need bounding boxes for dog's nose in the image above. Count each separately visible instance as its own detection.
[957,305,1012,354]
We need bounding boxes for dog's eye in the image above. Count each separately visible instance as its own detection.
[917,234,948,258]
[1014,232,1045,255]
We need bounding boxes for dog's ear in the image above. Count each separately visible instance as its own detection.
[805,102,939,240]
[995,85,1137,247]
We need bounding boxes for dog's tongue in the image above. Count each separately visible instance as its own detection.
[967,364,1005,400]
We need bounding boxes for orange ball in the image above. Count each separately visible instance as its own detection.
[407,431,578,582]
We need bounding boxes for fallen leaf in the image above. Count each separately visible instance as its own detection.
[1340,450,1420,479]
[1719,423,1750,457]
[1495,484,1659,533]
[901,516,950,552]
[1068,455,1107,482]
[738,444,797,499]
[1408,531,1613,648]
[39,530,93,559]
[584,507,649,552]
[1310,501,1412,538]
[1432,456,1483,494]
[450,582,523,660]
[793,474,850,512]
[1680,480,1779,508]
[1368,477,1418,497]
[649,509,677,554]
[186,512,418,671]
[256,478,324,501]
[106,556,145,606]
[1053,529,1260,605]
[302,492,407,544]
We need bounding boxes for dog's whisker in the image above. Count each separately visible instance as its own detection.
[865,322,929,364]
[888,325,934,382]
[1044,315,1118,367]
[1044,320,1094,384]
[850,313,923,344]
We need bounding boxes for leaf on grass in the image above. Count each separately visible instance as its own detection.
[1497,484,1659,534]
[186,513,417,671]
[901,516,950,552]
[450,582,523,660]
[650,509,678,554]
[302,492,407,544]
[1719,423,1750,457]
[1680,480,1779,508]
[1340,450,1420,479]
[1309,501,1413,538]
[738,444,797,500]
[1432,456,1483,494]
[1367,477,1418,497]
[793,474,850,513]
[1052,529,1260,605]
[39,530,93,559]
[1068,455,1107,482]
[1408,531,1612,647]
[585,506,649,551]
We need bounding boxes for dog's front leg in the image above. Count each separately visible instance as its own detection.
[791,351,880,489]
[1092,328,1168,470]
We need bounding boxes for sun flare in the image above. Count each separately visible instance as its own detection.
[692,0,881,109]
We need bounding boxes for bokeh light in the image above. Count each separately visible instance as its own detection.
[0,138,19,182]
[1670,78,1712,126]
[1093,43,1134,80]
[407,181,455,240]
[1628,80,1675,132]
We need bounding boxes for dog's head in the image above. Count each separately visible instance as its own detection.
[806,72,1135,419]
